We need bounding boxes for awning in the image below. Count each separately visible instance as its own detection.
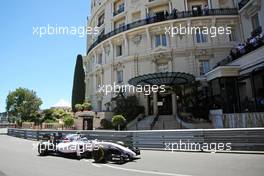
[128,72,195,86]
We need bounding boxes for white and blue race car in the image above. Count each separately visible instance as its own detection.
[38,133,140,164]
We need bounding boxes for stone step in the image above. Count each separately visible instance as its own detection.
[153,115,181,130]
[127,115,155,130]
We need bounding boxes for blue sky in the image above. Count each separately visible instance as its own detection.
[0,0,91,111]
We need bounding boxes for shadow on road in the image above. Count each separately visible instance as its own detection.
[37,153,139,165]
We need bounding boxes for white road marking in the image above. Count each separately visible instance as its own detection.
[104,164,193,176]
[91,162,102,168]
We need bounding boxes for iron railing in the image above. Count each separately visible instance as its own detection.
[87,8,238,55]
[214,26,263,68]
[150,114,159,130]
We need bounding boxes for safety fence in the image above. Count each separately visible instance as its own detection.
[7,128,264,151]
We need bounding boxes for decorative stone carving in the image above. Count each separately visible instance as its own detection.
[113,62,124,70]
[104,45,110,56]
[176,33,186,40]
[219,0,228,5]
[132,35,142,46]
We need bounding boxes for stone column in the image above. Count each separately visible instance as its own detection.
[145,28,152,51]
[153,92,158,115]
[172,93,177,116]
[109,41,114,62]
[152,60,157,73]
[93,52,97,66]
[170,23,174,47]
[93,73,97,92]
[110,41,114,99]
[184,0,188,11]
[102,45,105,64]
[123,34,129,56]
[168,60,173,72]
[145,7,149,16]
[169,1,172,13]
[208,0,212,8]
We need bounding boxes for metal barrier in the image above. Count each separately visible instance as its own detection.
[7,128,264,151]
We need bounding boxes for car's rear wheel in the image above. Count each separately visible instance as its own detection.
[93,147,105,163]
[38,143,48,156]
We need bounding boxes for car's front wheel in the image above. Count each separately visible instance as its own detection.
[118,155,125,164]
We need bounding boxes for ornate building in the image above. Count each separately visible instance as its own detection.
[83,0,263,121]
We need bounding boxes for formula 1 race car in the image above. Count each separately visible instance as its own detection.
[92,141,140,163]
[38,133,93,159]
[115,141,140,156]
[37,133,140,164]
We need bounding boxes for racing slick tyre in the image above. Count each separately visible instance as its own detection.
[92,147,105,163]
[38,143,48,156]
[118,156,125,164]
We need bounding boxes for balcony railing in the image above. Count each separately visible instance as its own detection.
[238,0,250,10]
[87,8,238,55]
[214,26,263,68]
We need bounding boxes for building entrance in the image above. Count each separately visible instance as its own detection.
[158,92,172,115]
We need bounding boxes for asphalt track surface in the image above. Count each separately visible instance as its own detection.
[0,135,264,176]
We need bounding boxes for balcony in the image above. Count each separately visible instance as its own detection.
[87,8,238,55]
[214,26,263,68]
[238,0,250,10]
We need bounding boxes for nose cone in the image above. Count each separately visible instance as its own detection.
[128,150,137,158]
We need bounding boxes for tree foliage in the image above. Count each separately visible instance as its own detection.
[42,108,75,125]
[75,104,83,111]
[72,55,85,111]
[112,92,144,122]
[179,82,210,120]
[112,115,126,130]
[6,87,42,122]
[83,102,92,111]
[100,119,113,129]
[42,109,56,123]
[63,114,75,127]
[74,102,92,112]
[52,108,67,119]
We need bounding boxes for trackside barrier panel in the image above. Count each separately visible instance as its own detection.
[7,128,264,151]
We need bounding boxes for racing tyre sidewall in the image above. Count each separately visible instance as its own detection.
[38,143,48,156]
[93,147,105,163]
